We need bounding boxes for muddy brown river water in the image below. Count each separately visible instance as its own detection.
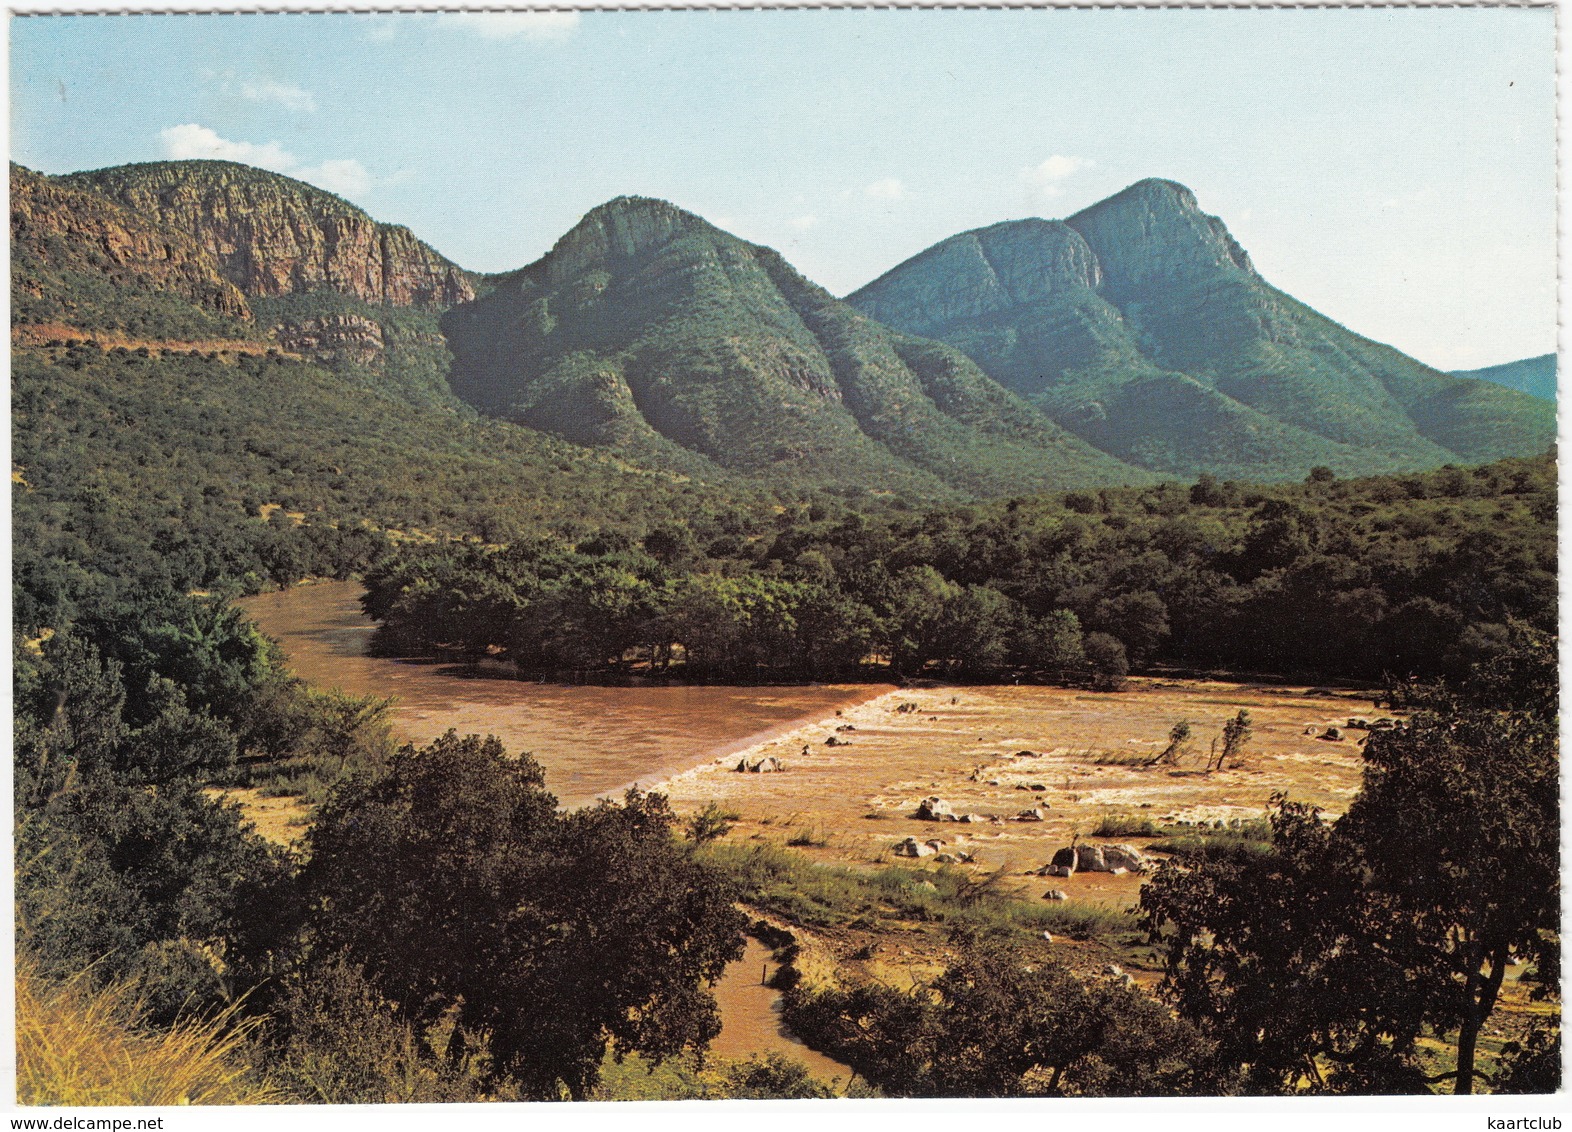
[241,580,890,809]
[240,580,865,1084]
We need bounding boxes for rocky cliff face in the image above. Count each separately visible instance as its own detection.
[847,178,1555,481]
[64,161,475,309]
[11,163,251,322]
[852,218,1101,332]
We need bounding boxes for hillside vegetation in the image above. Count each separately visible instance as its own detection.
[443,196,1150,498]
[12,156,1559,1100]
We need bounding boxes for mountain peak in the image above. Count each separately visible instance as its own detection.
[540,196,720,282]
[1066,177,1255,290]
[1077,177,1200,215]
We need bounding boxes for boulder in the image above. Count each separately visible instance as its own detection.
[1015,808,1046,822]
[1319,726,1343,741]
[1103,844,1151,874]
[736,754,784,773]
[916,796,954,821]
[1016,749,1042,758]
[935,853,960,864]
[1042,889,1068,901]
[1050,846,1078,874]
[1074,844,1108,872]
[893,837,934,858]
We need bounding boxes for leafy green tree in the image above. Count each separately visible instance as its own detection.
[1092,589,1169,666]
[788,935,1216,1097]
[15,631,296,1014]
[303,732,747,1098]
[1083,632,1128,691]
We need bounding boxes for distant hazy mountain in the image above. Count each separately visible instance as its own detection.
[848,179,1555,480]
[441,196,1151,498]
[1451,354,1557,402]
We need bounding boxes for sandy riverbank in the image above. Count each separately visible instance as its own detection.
[654,678,1379,904]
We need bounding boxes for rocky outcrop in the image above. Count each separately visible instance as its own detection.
[1064,178,1257,294]
[64,161,475,309]
[1102,844,1152,874]
[852,218,1101,333]
[11,163,250,321]
[736,754,784,773]
[274,313,385,364]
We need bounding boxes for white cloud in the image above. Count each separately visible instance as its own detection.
[1021,154,1094,198]
[864,177,906,202]
[789,215,819,232]
[441,12,580,42]
[294,158,372,197]
[159,124,375,200]
[159,124,297,171]
[363,17,401,42]
[239,80,316,113]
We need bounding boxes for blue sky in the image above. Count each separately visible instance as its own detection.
[10,8,1556,370]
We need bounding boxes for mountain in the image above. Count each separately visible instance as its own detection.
[11,162,251,338]
[62,160,475,309]
[11,169,780,619]
[17,161,482,407]
[1451,354,1556,402]
[441,196,1150,499]
[847,179,1556,481]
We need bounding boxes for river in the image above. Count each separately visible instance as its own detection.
[239,580,862,1085]
[240,580,889,809]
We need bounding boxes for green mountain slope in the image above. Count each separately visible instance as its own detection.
[848,179,1555,480]
[12,164,784,622]
[1451,354,1557,402]
[442,197,1151,499]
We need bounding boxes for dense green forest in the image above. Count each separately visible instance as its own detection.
[11,343,793,636]
[361,454,1555,685]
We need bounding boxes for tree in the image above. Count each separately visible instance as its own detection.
[1092,590,1169,667]
[1141,628,1559,1094]
[303,732,747,1098]
[1083,632,1128,691]
[1337,633,1559,1094]
[789,934,1215,1097]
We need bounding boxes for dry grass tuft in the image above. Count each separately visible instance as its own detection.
[16,959,279,1106]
